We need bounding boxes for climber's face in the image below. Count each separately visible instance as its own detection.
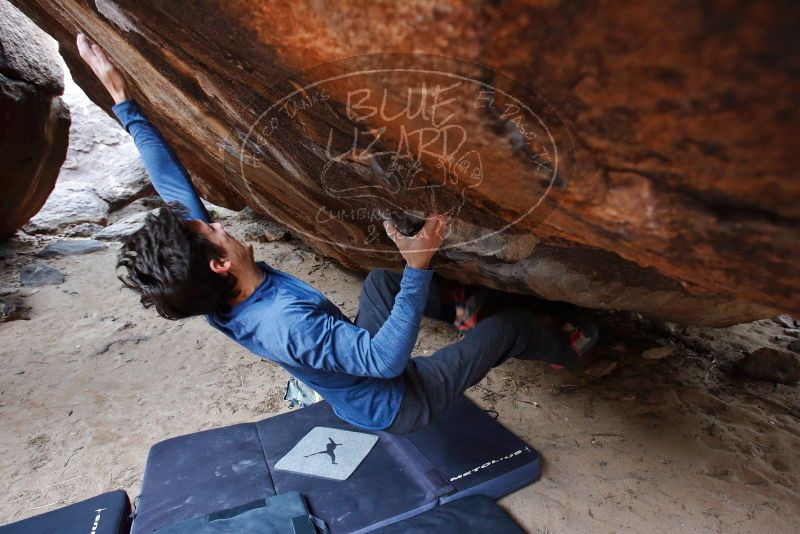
[186,219,255,275]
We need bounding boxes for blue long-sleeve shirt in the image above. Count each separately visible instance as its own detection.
[112,100,432,429]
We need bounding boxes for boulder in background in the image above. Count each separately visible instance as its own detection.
[0,0,70,238]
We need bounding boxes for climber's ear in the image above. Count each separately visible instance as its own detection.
[209,256,232,275]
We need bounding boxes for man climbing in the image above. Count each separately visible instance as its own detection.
[77,34,598,434]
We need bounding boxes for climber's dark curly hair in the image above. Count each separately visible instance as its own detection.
[116,203,237,319]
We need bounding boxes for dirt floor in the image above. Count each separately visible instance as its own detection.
[1,209,798,533]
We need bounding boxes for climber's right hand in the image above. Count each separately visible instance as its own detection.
[77,33,128,104]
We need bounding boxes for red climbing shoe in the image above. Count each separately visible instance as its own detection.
[550,322,600,370]
[452,286,488,332]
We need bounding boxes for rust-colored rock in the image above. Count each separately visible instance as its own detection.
[0,0,70,238]
[12,0,799,325]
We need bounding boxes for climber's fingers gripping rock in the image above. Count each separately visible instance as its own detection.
[384,215,448,270]
[77,33,128,104]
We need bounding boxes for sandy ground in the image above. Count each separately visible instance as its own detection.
[1,209,799,533]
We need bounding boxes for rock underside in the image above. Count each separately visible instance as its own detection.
[10,0,800,326]
[0,0,70,239]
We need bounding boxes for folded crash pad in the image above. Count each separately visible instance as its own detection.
[0,490,131,534]
[153,492,317,534]
[131,397,540,533]
[372,494,524,533]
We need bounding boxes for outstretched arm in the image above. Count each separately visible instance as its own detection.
[77,34,210,222]
[284,265,434,378]
[273,216,448,378]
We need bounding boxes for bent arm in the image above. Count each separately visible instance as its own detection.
[112,100,210,222]
[286,266,433,378]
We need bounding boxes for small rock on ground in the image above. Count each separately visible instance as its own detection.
[107,196,165,224]
[12,231,37,244]
[37,239,106,257]
[641,344,676,360]
[0,300,15,321]
[774,315,796,329]
[652,320,679,336]
[202,199,240,219]
[63,223,104,237]
[244,223,292,243]
[94,210,156,241]
[236,207,292,242]
[584,360,618,378]
[236,206,258,221]
[276,251,306,267]
[789,340,800,353]
[735,347,800,384]
[20,264,65,286]
[0,299,29,322]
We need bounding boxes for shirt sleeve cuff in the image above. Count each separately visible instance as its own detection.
[402,265,434,282]
[111,99,140,130]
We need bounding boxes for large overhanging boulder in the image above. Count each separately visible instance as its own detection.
[11,0,798,326]
[0,0,70,238]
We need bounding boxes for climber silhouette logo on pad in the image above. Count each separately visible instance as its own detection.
[275,427,379,480]
[305,437,343,464]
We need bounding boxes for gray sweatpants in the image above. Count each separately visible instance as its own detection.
[354,269,580,434]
